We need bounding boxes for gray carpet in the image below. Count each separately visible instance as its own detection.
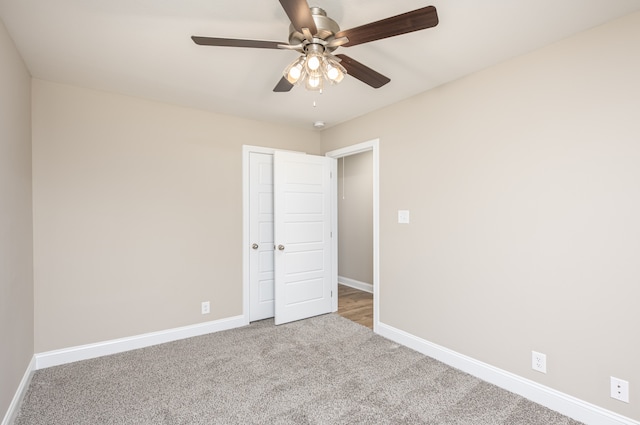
[15,314,583,424]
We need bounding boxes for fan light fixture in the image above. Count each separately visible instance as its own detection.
[283,44,346,91]
[191,3,438,93]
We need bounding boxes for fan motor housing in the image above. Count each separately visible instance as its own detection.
[288,7,341,53]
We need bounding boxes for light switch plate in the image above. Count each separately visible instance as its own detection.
[398,210,410,224]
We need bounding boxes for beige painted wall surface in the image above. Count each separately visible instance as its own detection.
[321,11,640,421]
[0,18,34,421]
[32,80,321,352]
[337,151,373,284]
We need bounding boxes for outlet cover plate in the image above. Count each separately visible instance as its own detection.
[201,301,210,315]
[532,351,547,373]
[611,377,629,403]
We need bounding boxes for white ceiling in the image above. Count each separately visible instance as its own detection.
[2,0,640,130]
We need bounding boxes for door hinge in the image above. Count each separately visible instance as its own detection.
[331,290,333,298]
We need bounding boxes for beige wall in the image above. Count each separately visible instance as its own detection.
[321,11,640,421]
[337,151,373,284]
[13,7,640,423]
[32,80,321,352]
[0,18,34,421]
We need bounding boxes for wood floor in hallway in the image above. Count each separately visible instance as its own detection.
[337,284,373,329]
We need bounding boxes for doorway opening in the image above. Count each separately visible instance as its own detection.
[333,152,374,328]
[326,139,380,332]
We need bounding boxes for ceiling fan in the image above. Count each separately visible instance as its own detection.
[192,0,438,92]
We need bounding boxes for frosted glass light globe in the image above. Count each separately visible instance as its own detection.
[289,65,302,80]
[307,55,320,71]
[327,66,339,81]
[308,75,320,88]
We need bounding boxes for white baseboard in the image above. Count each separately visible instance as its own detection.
[1,355,36,425]
[35,315,248,370]
[376,322,638,425]
[338,276,373,294]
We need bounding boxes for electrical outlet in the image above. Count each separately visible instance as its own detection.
[201,301,210,315]
[398,210,410,224]
[611,377,629,403]
[532,351,547,373]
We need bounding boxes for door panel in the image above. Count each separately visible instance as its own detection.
[285,222,324,243]
[285,278,325,304]
[274,151,333,325]
[249,152,275,321]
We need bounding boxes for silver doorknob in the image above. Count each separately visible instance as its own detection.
[278,244,285,251]
[252,243,259,250]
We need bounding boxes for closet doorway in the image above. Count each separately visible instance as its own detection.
[243,147,335,325]
[242,140,380,331]
[326,139,379,332]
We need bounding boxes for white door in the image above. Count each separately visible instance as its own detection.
[273,151,334,325]
[248,152,275,321]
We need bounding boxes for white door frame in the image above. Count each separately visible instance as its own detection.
[325,139,380,332]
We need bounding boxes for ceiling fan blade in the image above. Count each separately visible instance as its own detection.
[336,6,438,47]
[273,77,294,92]
[335,54,390,89]
[279,0,317,35]
[191,36,283,49]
